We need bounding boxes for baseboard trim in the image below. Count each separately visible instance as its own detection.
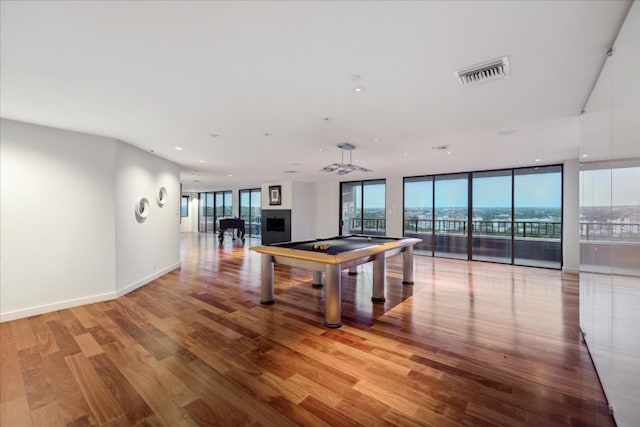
[0,262,181,323]
[563,267,580,274]
[0,291,117,323]
[116,262,181,298]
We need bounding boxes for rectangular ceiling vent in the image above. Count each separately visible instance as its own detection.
[455,56,510,86]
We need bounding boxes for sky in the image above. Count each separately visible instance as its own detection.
[402,172,563,209]
[349,166,640,209]
[343,166,639,211]
[580,166,640,206]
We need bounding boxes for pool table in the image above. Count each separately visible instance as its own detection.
[250,235,422,328]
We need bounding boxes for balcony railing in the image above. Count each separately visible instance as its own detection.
[348,218,640,242]
[579,222,640,241]
[403,219,562,239]
[348,218,386,232]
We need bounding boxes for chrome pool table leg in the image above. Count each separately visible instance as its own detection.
[312,271,324,288]
[371,255,386,302]
[324,264,342,328]
[260,255,275,304]
[402,245,415,285]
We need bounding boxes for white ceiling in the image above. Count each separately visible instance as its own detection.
[0,1,632,191]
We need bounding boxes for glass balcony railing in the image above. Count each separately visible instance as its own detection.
[579,222,640,242]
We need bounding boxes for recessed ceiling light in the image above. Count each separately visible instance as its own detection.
[319,148,324,152]
[404,152,408,156]
[264,133,272,137]
[372,138,380,143]
[194,180,200,183]
[582,154,589,158]
[209,133,220,138]
[497,129,516,136]
[175,146,183,151]
[535,158,542,162]
[149,149,155,153]
[351,74,361,82]
[227,174,233,177]
[353,86,366,93]
[432,145,451,151]
[284,170,298,174]
[199,160,206,163]
[322,117,332,122]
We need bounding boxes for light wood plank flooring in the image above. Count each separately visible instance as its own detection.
[0,232,613,426]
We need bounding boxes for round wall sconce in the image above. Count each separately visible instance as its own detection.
[135,197,150,222]
[157,186,168,207]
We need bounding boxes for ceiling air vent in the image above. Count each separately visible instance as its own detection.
[455,56,510,86]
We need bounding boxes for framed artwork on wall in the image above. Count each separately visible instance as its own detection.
[269,185,281,205]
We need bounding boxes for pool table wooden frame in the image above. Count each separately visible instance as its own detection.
[251,235,422,328]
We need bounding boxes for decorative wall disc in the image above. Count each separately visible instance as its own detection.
[157,186,168,207]
[135,197,150,221]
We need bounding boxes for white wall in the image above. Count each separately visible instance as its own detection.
[291,182,316,240]
[0,119,181,321]
[1,119,116,320]
[579,3,639,426]
[385,175,404,237]
[260,180,317,240]
[261,181,293,210]
[115,141,181,294]
[563,159,580,273]
[315,180,340,238]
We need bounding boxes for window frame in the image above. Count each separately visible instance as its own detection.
[403,164,563,269]
[181,195,189,218]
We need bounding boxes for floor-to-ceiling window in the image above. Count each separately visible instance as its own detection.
[404,177,433,255]
[239,188,261,237]
[514,166,562,268]
[434,174,469,259]
[472,170,512,263]
[340,179,386,235]
[214,190,232,232]
[198,192,215,233]
[181,195,189,218]
[199,191,232,233]
[403,165,563,268]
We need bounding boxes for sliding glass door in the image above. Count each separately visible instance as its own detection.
[434,174,468,259]
[340,180,386,236]
[239,188,261,237]
[472,170,512,263]
[199,192,215,233]
[514,166,562,268]
[404,177,433,255]
[214,190,232,232]
[403,165,563,268]
[199,191,232,233]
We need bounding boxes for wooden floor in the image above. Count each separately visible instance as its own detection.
[1,232,613,426]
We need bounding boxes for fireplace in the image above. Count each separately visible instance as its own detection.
[266,217,285,232]
[261,209,291,245]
